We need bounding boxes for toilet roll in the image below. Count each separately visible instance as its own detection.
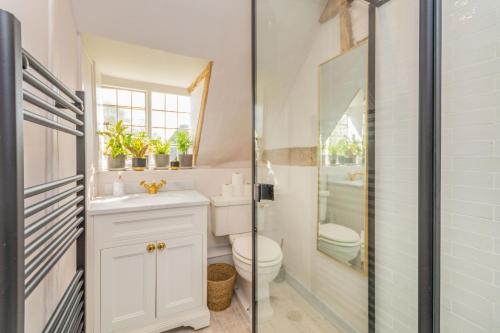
[231,172,244,197]
[221,183,232,198]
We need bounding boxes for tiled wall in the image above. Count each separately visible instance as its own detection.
[441,1,500,331]
[374,0,419,332]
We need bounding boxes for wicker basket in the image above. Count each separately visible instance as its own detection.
[207,263,237,311]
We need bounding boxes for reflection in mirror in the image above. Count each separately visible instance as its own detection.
[318,42,368,273]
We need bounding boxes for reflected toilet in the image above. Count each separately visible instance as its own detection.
[318,223,361,263]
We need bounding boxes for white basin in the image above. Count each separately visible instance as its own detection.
[88,190,209,215]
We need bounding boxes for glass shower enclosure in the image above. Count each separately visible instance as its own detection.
[253,0,500,332]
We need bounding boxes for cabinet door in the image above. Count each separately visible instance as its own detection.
[101,242,156,332]
[156,234,203,318]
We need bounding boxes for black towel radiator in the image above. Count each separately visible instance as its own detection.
[0,9,86,333]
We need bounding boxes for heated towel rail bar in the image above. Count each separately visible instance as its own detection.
[0,9,86,333]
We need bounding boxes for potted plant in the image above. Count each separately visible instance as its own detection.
[328,144,338,165]
[337,137,362,164]
[150,138,171,169]
[124,132,149,171]
[97,121,128,170]
[175,130,193,168]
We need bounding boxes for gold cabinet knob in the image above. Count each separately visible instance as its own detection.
[146,243,156,253]
[157,241,166,251]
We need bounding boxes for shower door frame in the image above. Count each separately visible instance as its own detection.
[251,0,442,332]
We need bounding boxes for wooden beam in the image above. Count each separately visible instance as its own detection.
[340,1,354,52]
[319,0,342,24]
[189,61,213,166]
[187,61,212,93]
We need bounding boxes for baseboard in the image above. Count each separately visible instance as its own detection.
[284,270,361,333]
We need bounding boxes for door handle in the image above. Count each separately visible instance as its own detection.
[157,241,166,251]
[146,243,156,253]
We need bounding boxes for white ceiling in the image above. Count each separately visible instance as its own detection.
[82,34,208,88]
[71,0,252,166]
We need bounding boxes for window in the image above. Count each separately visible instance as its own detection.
[150,92,192,142]
[96,86,193,169]
[96,87,146,133]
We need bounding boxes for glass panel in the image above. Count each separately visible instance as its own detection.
[132,91,146,108]
[132,109,146,127]
[103,106,117,125]
[117,107,131,125]
[178,95,191,113]
[177,113,190,129]
[117,89,131,106]
[255,1,418,332]
[152,92,165,110]
[131,126,145,135]
[151,127,165,140]
[151,110,165,127]
[165,112,177,128]
[441,1,500,332]
[165,94,177,111]
[165,129,176,142]
[102,87,116,105]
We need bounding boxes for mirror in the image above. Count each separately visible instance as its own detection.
[317,42,368,273]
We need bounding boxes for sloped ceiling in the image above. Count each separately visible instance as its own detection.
[70,0,252,166]
[81,34,209,88]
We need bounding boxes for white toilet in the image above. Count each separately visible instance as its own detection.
[211,196,282,318]
[318,223,361,263]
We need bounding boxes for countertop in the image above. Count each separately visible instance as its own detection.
[88,190,210,216]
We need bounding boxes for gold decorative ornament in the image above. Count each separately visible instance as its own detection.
[146,243,156,253]
[140,179,166,194]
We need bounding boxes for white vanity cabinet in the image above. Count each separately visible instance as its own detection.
[87,191,210,333]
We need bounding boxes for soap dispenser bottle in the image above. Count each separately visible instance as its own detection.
[113,172,125,196]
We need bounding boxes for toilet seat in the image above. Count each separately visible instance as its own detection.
[232,235,282,267]
[319,224,361,247]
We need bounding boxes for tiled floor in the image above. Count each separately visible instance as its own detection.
[166,296,251,333]
[167,281,341,333]
[258,281,342,333]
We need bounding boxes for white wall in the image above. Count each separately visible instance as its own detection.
[0,0,81,332]
[441,1,500,332]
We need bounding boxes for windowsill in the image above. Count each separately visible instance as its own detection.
[95,167,197,174]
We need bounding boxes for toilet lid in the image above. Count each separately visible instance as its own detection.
[233,235,282,263]
[319,224,360,244]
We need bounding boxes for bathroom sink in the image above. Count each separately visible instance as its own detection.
[88,190,209,215]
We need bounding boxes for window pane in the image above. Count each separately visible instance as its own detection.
[103,106,117,125]
[132,91,145,108]
[178,95,191,113]
[117,89,131,107]
[178,113,191,128]
[151,128,165,140]
[132,109,146,127]
[165,94,177,111]
[165,129,176,142]
[117,107,131,125]
[102,88,116,105]
[165,112,177,128]
[131,126,145,134]
[96,87,103,105]
[152,92,165,110]
[152,110,165,127]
